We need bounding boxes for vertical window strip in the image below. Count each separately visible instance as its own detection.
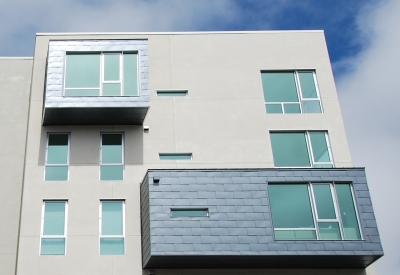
[100,200,125,255]
[45,133,70,181]
[100,133,124,180]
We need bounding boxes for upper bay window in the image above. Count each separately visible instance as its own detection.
[64,52,138,97]
[261,71,322,114]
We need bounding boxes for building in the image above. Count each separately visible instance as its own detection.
[0,31,383,275]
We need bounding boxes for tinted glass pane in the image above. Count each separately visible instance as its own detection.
[102,201,123,235]
[313,164,334,168]
[269,184,314,228]
[41,238,65,255]
[123,53,138,96]
[157,91,188,96]
[303,100,322,113]
[102,134,122,163]
[336,184,362,240]
[299,72,318,98]
[318,222,341,240]
[283,103,301,113]
[45,166,68,181]
[159,153,192,160]
[47,134,68,164]
[171,209,208,217]
[65,89,100,96]
[103,83,121,96]
[43,202,65,235]
[274,230,317,240]
[309,132,331,163]
[100,238,124,255]
[65,54,100,88]
[261,72,299,102]
[266,104,283,114]
[100,165,123,180]
[270,133,311,167]
[312,184,336,219]
[104,53,120,81]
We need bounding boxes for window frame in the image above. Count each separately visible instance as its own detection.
[100,132,124,180]
[99,200,126,255]
[40,200,68,255]
[45,133,70,181]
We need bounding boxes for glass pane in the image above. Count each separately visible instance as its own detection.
[102,201,123,235]
[159,153,192,160]
[65,54,100,88]
[41,238,65,255]
[318,222,341,240]
[45,166,68,181]
[312,184,336,219]
[261,72,299,102]
[104,53,120,81]
[270,133,311,167]
[171,209,208,217]
[309,132,331,163]
[303,100,322,113]
[102,134,122,163]
[283,103,301,113]
[336,184,362,240]
[100,238,124,255]
[123,53,138,96]
[266,104,283,114]
[298,72,318,98]
[47,134,68,164]
[100,165,123,180]
[274,230,317,240]
[43,202,65,235]
[65,89,100,96]
[157,91,187,96]
[103,83,121,96]
[268,184,314,228]
[313,164,333,168]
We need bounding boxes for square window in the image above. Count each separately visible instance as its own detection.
[261,71,322,114]
[64,52,138,97]
[268,183,362,241]
[100,133,124,180]
[100,201,125,255]
[45,133,70,181]
[270,132,333,168]
[40,201,67,255]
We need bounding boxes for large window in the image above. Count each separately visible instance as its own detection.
[64,52,138,96]
[268,183,362,241]
[261,71,322,113]
[40,201,68,255]
[45,133,70,181]
[270,132,333,168]
[100,133,124,180]
[100,200,125,255]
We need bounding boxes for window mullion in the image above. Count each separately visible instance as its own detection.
[305,132,315,167]
[308,184,320,240]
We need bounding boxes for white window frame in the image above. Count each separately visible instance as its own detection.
[100,132,125,180]
[40,200,68,255]
[45,133,70,181]
[99,200,126,255]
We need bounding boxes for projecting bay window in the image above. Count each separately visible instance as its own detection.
[40,201,68,255]
[268,183,362,241]
[100,133,124,180]
[261,71,322,113]
[64,52,138,96]
[270,131,333,168]
[100,200,125,255]
[45,133,70,181]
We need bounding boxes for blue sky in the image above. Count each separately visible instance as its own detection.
[0,0,399,274]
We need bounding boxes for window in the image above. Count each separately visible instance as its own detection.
[64,52,138,96]
[159,153,192,160]
[40,201,68,255]
[171,208,209,217]
[268,183,362,241]
[270,132,333,168]
[100,200,125,255]
[45,133,69,181]
[100,133,124,180]
[157,90,188,97]
[261,71,322,113]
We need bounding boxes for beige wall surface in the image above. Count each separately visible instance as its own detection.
[0,58,32,275]
[17,32,357,275]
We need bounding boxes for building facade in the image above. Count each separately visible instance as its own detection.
[0,31,382,275]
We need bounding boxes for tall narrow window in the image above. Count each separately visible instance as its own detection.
[100,200,125,255]
[100,133,124,180]
[45,133,69,181]
[40,201,67,255]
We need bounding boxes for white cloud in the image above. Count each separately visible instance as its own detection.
[337,0,400,274]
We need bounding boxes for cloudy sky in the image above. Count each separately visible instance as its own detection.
[0,0,398,273]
